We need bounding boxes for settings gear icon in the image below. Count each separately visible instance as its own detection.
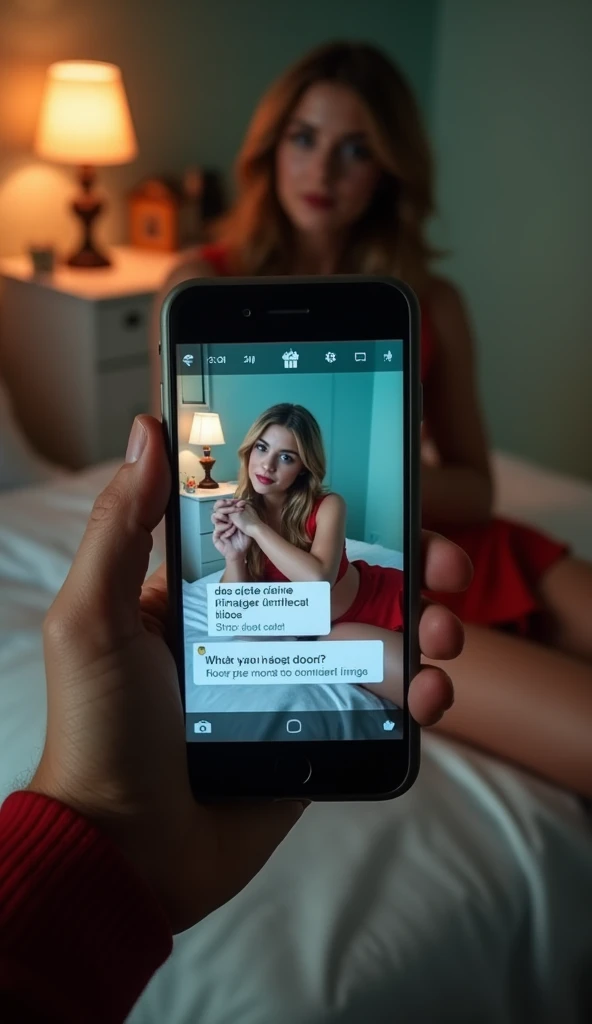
[325,351,337,363]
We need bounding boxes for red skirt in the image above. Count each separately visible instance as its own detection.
[333,560,404,632]
[427,516,569,634]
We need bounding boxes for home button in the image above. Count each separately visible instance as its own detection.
[273,755,312,788]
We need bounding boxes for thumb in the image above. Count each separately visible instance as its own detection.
[55,416,171,640]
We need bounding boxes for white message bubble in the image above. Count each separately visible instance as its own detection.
[193,640,384,685]
[206,581,331,637]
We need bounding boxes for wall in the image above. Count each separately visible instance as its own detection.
[432,0,592,479]
[364,370,404,550]
[0,0,438,260]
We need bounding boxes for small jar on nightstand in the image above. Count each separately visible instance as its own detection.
[180,482,238,582]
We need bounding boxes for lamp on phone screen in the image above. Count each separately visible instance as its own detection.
[189,412,225,489]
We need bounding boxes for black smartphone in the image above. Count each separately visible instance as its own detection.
[160,276,421,801]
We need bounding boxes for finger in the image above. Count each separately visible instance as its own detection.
[422,531,473,593]
[418,602,464,661]
[51,416,171,643]
[408,666,454,727]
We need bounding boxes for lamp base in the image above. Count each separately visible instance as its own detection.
[67,164,111,269]
[67,245,111,269]
[198,456,219,489]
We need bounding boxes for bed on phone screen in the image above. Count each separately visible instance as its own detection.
[0,451,591,1023]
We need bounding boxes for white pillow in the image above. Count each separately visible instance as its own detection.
[0,377,64,491]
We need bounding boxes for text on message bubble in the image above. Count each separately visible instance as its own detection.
[193,640,383,685]
[206,581,330,637]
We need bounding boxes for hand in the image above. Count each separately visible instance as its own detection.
[212,500,251,559]
[227,501,262,538]
[29,416,469,937]
[409,531,471,726]
[30,417,304,934]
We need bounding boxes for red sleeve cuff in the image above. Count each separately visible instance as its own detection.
[0,790,173,1023]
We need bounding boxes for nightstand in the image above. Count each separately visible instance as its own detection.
[180,482,237,582]
[0,245,178,469]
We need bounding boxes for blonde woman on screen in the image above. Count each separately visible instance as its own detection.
[211,403,406,706]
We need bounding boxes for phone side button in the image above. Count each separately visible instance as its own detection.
[160,382,164,415]
[273,755,312,787]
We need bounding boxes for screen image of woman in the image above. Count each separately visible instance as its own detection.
[211,403,405,707]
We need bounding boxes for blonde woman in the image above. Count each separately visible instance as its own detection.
[156,42,592,794]
[212,403,406,706]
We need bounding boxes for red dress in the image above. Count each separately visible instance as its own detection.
[420,313,568,633]
[261,496,405,632]
[200,244,569,635]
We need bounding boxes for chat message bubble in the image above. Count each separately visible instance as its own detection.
[193,640,384,685]
[206,581,330,637]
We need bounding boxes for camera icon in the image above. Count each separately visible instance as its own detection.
[194,720,212,734]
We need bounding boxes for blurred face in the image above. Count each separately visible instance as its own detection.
[248,424,305,496]
[275,82,383,239]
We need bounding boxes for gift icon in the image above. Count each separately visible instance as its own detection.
[282,349,299,369]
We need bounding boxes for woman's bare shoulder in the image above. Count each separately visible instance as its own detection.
[426,275,467,320]
[316,492,346,519]
[425,275,475,354]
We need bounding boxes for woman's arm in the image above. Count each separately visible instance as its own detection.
[210,502,252,583]
[149,252,217,419]
[245,494,347,584]
[421,278,493,528]
[221,557,250,583]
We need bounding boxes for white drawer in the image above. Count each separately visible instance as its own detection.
[197,498,218,532]
[201,558,225,578]
[200,532,219,563]
[96,295,153,364]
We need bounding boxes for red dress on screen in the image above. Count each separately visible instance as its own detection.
[200,244,569,634]
[261,496,405,632]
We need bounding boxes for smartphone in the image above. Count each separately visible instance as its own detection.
[160,277,421,801]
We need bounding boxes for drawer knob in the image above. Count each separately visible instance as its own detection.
[123,310,143,330]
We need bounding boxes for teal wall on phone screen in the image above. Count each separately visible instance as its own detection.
[179,367,404,552]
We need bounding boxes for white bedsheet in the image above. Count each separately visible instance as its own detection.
[0,452,591,1023]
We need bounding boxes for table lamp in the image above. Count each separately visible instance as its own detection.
[189,412,226,489]
[35,60,138,268]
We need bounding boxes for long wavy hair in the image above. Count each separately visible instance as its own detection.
[235,404,326,580]
[215,41,438,295]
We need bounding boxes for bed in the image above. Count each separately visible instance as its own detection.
[0,451,591,1023]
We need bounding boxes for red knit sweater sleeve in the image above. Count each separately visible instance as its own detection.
[0,791,173,1022]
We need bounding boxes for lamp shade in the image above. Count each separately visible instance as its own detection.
[35,61,138,165]
[189,412,225,447]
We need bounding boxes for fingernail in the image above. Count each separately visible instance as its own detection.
[125,418,147,463]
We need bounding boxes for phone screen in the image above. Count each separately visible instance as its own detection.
[175,337,407,744]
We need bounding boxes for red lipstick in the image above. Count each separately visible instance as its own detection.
[302,193,335,210]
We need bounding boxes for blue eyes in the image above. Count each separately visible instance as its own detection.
[288,131,372,163]
[341,140,372,161]
[255,443,294,464]
[290,130,315,149]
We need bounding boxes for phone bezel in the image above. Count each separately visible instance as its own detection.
[161,276,421,801]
